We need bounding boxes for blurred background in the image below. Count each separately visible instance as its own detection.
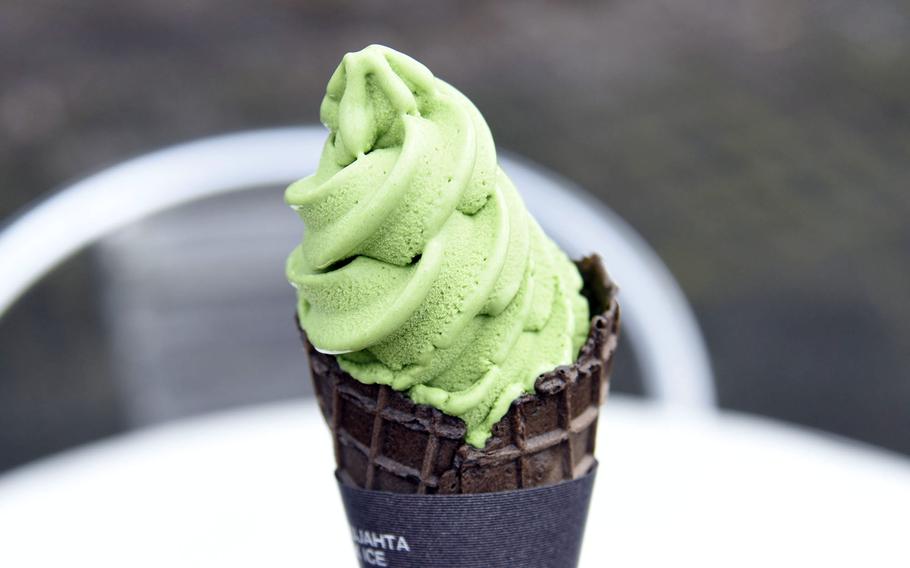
[1,0,908,473]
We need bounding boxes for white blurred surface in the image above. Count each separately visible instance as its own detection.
[1,396,907,567]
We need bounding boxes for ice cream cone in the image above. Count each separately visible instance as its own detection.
[286,45,623,566]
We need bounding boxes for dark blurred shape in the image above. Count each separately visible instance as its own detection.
[93,190,312,426]
[0,255,124,472]
[1,0,909,469]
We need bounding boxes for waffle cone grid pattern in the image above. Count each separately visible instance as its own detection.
[305,255,620,494]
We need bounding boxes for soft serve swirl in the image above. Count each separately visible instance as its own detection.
[287,45,589,447]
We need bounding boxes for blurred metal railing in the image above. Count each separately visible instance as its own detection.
[0,127,715,409]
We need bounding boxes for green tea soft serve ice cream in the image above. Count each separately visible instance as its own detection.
[287,45,590,448]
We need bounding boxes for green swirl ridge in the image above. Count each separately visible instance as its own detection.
[286,45,589,447]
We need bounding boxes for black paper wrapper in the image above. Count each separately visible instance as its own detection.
[337,463,598,568]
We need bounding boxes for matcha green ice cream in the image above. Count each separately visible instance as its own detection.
[287,45,590,447]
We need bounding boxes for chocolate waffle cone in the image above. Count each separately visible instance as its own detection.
[301,255,620,494]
